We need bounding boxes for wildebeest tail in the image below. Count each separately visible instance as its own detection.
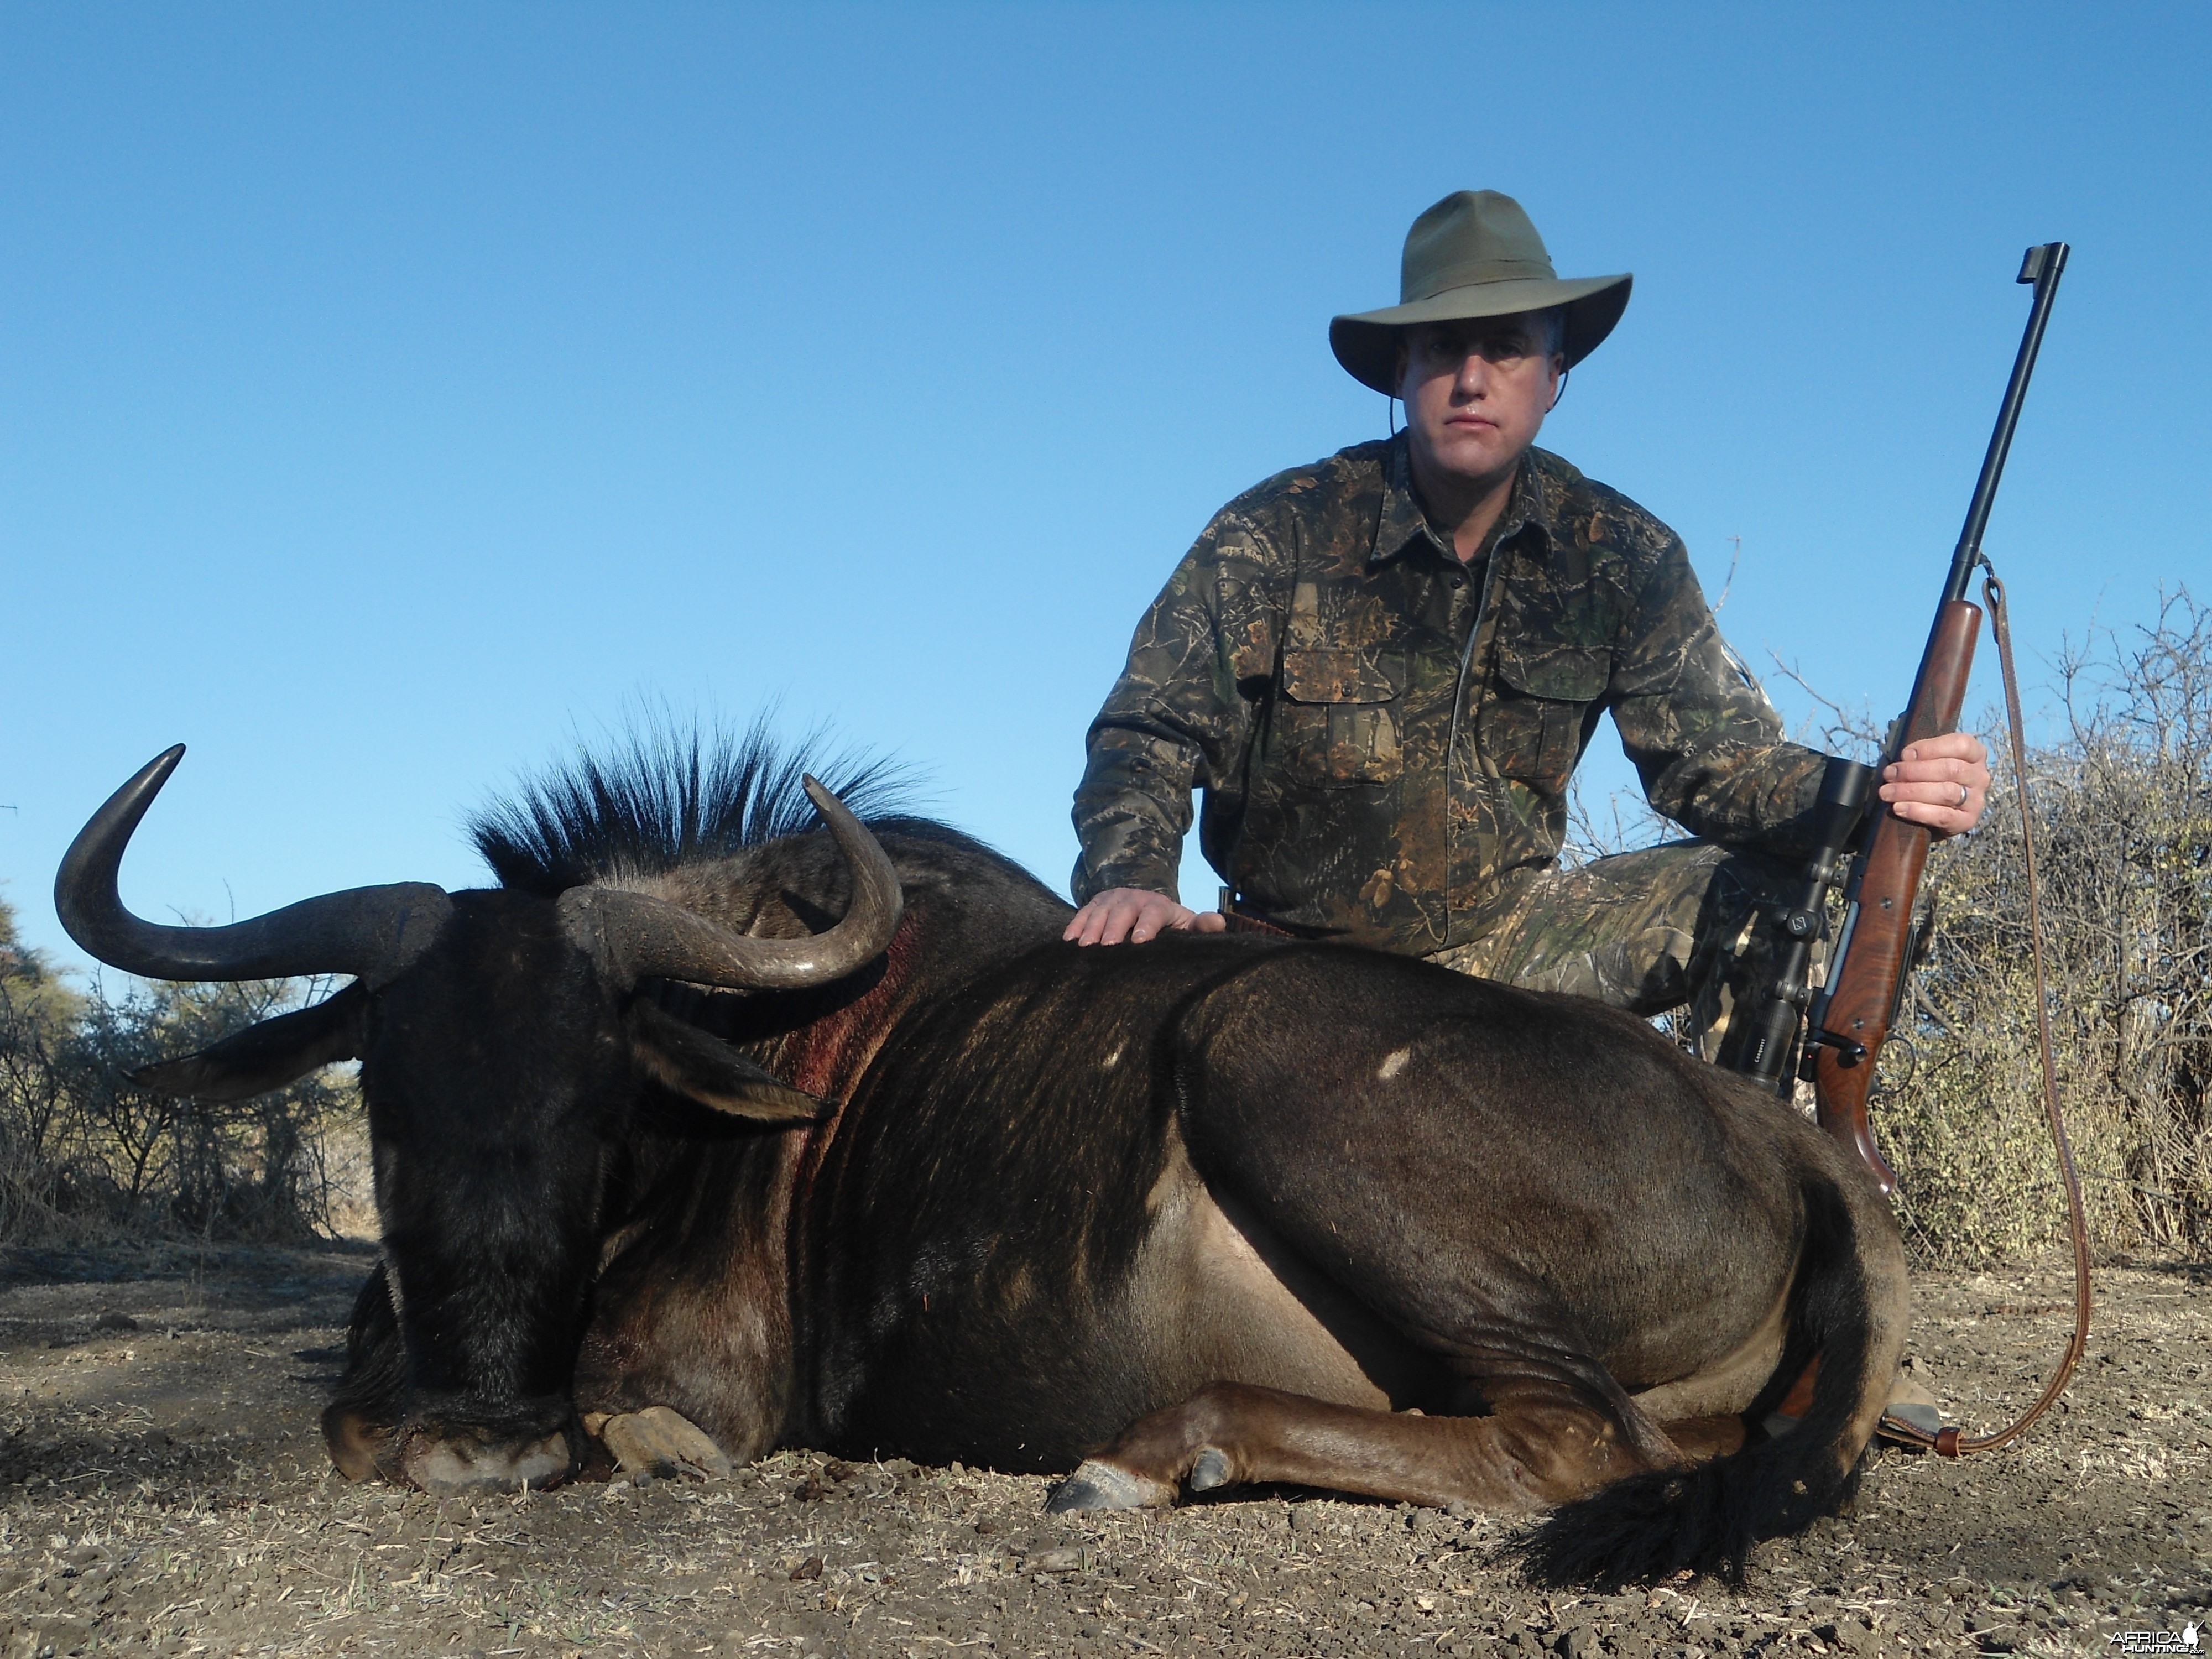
[1515,1168,1905,1587]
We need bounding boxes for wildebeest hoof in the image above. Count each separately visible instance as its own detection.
[595,1405,733,1480]
[398,1426,576,1496]
[1045,1458,1176,1512]
[1188,1447,1233,1491]
[321,1405,389,1484]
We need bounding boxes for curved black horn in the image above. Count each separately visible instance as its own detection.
[55,745,454,987]
[559,775,904,992]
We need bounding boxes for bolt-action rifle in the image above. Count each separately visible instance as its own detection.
[1730,243,2069,1195]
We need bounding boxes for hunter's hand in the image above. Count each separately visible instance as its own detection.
[1064,888,1228,946]
[1880,731,1991,838]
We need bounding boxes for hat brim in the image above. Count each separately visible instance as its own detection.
[1329,272,1632,395]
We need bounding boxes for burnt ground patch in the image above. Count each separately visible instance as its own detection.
[0,1245,2200,1657]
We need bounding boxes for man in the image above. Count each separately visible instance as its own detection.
[1066,191,1988,1056]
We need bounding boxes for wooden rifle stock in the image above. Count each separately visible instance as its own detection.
[1804,241,2067,1195]
[1808,600,1981,1191]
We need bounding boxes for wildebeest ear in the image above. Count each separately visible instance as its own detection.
[624,998,826,1122]
[131,982,369,1103]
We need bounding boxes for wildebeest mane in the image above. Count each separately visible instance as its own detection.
[469,722,923,897]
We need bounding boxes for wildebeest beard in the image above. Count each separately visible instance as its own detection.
[56,726,1908,1585]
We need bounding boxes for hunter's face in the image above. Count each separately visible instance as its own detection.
[1396,315,1564,493]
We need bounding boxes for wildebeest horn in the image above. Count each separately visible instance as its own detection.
[559,775,904,992]
[55,746,455,988]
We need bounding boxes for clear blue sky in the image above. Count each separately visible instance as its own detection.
[4,3,2206,971]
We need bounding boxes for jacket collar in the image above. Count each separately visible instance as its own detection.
[1371,432,1554,567]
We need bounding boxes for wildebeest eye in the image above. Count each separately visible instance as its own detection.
[624,997,826,1122]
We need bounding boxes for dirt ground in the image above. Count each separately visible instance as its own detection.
[0,1243,2202,1659]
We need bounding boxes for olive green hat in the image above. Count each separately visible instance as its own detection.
[1329,190,1632,395]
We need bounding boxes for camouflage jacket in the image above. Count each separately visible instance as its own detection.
[1071,436,1828,953]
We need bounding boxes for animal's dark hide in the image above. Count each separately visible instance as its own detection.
[89,728,1905,1579]
[1512,1174,1874,1587]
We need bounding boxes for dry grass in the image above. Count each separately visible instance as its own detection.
[4,1244,2204,1657]
[1884,594,2211,1263]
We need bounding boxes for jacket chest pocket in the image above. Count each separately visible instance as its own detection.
[1478,644,1609,792]
[1275,648,1406,787]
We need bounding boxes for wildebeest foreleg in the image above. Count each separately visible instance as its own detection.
[1047,1369,1685,1515]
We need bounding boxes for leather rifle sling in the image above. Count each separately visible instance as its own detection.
[1877,566,2092,1458]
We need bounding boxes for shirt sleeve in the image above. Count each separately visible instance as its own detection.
[1071,518,1277,904]
[1608,533,1828,857]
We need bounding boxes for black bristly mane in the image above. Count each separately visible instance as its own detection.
[469,723,922,897]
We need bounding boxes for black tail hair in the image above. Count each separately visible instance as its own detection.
[1513,1174,1873,1587]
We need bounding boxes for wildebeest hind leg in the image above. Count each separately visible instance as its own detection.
[1048,1369,1682,1515]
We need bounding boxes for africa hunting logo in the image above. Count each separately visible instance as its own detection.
[2111,1621,2201,1654]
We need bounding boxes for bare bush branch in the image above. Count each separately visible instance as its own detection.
[0,904,361,1246]
[1884,588,2211,1261]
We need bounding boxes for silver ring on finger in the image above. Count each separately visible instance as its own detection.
[1957,783,1970,809]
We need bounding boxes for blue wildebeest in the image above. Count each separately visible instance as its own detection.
[57,736,1905,1582]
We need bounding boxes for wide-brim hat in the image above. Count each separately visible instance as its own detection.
[1329,190,1632,395]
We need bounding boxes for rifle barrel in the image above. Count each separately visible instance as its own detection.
[1945,242,2069,603]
